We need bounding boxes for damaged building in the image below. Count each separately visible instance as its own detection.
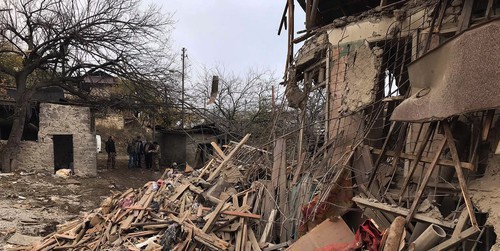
[9,0,500,250]
[0,88,97,176]
[281,0,500,249]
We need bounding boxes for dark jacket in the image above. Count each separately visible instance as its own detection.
[143,142,153,155]
[105,139,116,153]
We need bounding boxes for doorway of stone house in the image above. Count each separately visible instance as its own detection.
[53,134,74,172]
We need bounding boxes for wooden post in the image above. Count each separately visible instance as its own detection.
[457,0,474,33]
[406,136,447,224]
[442,120,478,228]
[398,122,437,202]
[367,121,397,190]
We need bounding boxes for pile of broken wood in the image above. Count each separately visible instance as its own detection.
[23,134,284,250]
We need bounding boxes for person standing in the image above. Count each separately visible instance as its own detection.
[105,136,116,169]
[135,136,143,168]
[127,138,136,169]
[143,139,153,169]
[150,141,161,171]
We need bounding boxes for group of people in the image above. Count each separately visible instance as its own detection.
[104,135,161,171]
[127,136,161,171]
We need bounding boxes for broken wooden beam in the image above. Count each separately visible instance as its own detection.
[202,200,227,233]
[211,142,227,159]
[406,136,447,224]
[259,209,277,244]
[207,134,251,182]
[370,149,475,171]
[443,120,478,228]
[352,196,455,228]
[398,122,437,202]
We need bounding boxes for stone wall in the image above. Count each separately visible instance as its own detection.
[95,113,124,130]
[185,133,219,167]
[5,103,97,176]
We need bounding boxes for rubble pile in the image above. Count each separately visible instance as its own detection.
[27,134,281,250]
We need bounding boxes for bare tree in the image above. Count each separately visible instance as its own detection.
[190,66,277,140]
[0,0,174,172]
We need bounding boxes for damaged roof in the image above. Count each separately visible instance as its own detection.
[296,0,380,27]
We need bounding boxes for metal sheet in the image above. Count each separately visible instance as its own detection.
[391,19,500,122]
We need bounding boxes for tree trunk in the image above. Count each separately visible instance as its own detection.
[1,75,32,173]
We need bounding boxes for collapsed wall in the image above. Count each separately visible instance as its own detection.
[283,0,500,250]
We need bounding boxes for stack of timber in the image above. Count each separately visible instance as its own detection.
[22,134,289,251]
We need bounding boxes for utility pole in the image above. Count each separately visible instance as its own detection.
[181,47,186,128]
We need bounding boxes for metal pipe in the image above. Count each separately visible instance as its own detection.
[412,224,446,251]
[409,222,430,243]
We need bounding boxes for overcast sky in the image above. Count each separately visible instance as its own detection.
[151,0,304,81]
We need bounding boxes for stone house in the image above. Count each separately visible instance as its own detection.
[0,102,97,176]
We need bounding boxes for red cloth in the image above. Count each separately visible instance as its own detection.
[355,220,382,251]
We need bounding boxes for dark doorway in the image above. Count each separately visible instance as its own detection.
[53,135,74,172]
[194,143,214,169]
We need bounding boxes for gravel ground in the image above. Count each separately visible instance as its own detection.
[0,152,165,248]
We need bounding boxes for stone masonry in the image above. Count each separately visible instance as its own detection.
[6,103,97,176]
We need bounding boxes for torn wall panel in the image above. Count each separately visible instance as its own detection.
[391,19,500,122]
[342,43,382,114]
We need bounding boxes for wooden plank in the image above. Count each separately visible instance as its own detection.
[260,209,277,244]
[135,189,156,223]
[169,183,190,201]
[202,200,227,233]
[198,158,215,178]
[429,227,478,251]
[486,0,495,18]
[353,145,376,188]
[482,110,495,141]
[276,138,290,243]
[211,142,227,159]
[252,183,264,214]
[265,241,291,251]
[121,184,154,230]
[367,121,397,189]
[241,218,248,251]
[359,185,394,227]
[291,152,306,185]
[451,208,469,239]
[434,0,449,33]
[406,136,447,224]
[248,229,262,251]
[371,149,474,171]
[305,0,311,30]
[352,196,455,228]
[221,210,261,219]
[272,138,286,188]
[54,234,76,240]
[170,214,230,250]
[235,218,244,251]
[457,0,474,33]
[207,134,251,182]
[277,2,288,36]
[398,122,436,202]
[443,121,478,228]
[309,0,319,28]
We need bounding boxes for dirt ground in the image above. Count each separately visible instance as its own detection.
[0,152,164,248]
